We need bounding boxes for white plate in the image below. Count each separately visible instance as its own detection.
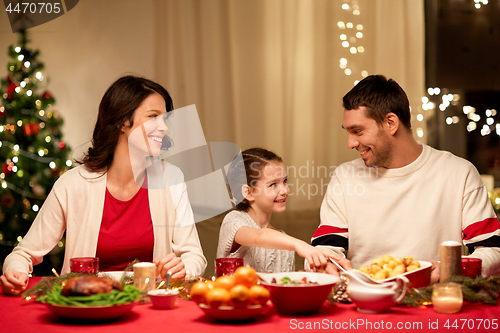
[45,302,136,320]
[98,271,134,281]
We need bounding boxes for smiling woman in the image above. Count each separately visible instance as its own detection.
[0,76,207,296]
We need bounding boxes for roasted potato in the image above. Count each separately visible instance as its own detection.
[358,255,420,280]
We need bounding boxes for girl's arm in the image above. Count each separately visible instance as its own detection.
[233,226,344,270]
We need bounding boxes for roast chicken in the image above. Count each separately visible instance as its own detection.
[61,276,123,296]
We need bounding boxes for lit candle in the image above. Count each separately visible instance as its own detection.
[432,282,463,313]
[133,262,156,292]
[440,241,462,282]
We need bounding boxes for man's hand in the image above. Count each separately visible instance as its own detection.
[0,270,29,296]
[430,260,440,284]
[323,256,352,277]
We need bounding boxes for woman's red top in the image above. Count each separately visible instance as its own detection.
[96,185,154,271]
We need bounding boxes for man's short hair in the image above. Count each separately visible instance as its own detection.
[343,75,412,131]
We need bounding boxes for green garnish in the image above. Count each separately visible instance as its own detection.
[38,284,141,307]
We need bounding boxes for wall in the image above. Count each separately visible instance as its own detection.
[0,0,156,158]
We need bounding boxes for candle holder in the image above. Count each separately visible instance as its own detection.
[70,257,99,274]
[133,262,156,293]
[215,258,243,277]
[440,241,462,282]
[432,282,463,313]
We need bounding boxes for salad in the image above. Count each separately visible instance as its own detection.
[270,276,319,286]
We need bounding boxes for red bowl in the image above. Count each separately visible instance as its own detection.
[258,272,339,315]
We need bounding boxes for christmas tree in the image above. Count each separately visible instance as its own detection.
[0,31,72,275]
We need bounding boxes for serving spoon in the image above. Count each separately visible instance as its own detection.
[328,257,347,273]
[165,271,171,295]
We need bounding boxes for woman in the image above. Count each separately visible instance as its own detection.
[1,76,207,295]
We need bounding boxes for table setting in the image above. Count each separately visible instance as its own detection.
[2,248,500,333]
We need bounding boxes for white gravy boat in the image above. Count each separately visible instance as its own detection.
[342,270,409,313]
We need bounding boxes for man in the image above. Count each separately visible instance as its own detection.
[313,75,500,281]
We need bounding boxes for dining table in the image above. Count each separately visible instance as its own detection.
[2,277,499,333]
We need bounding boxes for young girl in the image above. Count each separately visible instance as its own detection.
[216,148,337,273]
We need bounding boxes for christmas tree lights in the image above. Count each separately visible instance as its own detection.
[0,31,72,262]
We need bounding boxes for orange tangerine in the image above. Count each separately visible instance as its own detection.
[229,284,250,308]
[190,281,212,304]
[249,285,270,306]
[205,287,231,308]
[205,280,216,290]
[214,275,236,291]
[234,266,259,288]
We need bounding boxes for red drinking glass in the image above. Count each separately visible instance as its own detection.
[215,258,243,277]
[70,257,99,274]
[461,257,482,278]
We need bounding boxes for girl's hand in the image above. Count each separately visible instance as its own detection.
[295,242,334,269]
[153,253,186,280]
[0,270,29,296]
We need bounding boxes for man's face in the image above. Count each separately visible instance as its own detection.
[342,106,393,168]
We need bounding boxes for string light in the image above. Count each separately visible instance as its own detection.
[337,1,368,85]
[421,87,500,137]
[474,0,488,9]
[1,141,55,163]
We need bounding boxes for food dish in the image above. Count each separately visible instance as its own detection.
[148,289,179,309]
[370,261,432,288]
[197,303,269,321]
[258,272,339,315]
[45,302,136,320]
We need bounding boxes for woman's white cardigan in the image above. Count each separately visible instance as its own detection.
[3,162,207,277]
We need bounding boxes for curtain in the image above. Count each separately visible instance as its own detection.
[154,0,425,210]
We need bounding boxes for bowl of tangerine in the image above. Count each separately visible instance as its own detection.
[190,266,271,321]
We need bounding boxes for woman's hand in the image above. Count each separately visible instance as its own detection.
[153,253,186,280]
[0,270,29,296]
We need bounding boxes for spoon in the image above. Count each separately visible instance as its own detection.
[165,271,171,295]
[329,257,347,273]
[342,269,398,288]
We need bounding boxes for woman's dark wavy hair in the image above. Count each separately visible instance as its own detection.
[78,75,174,173]
[228,147,283,212]
[343,74,412,131]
